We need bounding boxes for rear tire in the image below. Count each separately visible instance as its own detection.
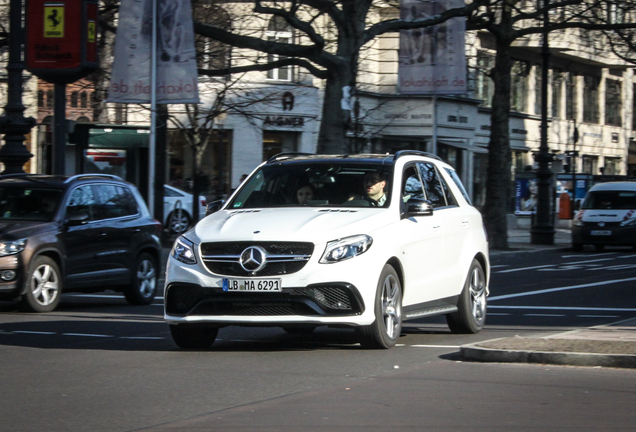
[446,259,487,334]
[356,264,402,349]
[21,256,61,313]
[124,252,157,305]
[168,211,191,235]
[169,325,218,349]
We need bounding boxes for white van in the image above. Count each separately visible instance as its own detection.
[572,181,636,251]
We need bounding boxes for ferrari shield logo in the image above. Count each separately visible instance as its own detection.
[44,4,65,38]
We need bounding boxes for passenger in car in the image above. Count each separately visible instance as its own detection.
[296,185,314,205]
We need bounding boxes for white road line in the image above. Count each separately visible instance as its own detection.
[577,315,620,318]
[120,336,165,340]
[488,276,636,301]
[488,305,636,311]
[524,313,566,317]
[400,344,461,349]
[13,330,56,335]
[495,264,556,273]
[62,333,115,338]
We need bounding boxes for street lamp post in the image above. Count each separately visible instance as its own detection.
[0,0,36,174]
[531,0,556,245]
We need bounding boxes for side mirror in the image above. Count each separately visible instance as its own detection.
[402,198,434,218]
[65,212,90,226]
[206,199,225,216]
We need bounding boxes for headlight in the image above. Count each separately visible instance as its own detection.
[171,237,197,265]
[0,239,26,257]
[620,217,636,227]
[320,235,373,264]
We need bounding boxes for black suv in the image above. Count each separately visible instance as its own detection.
[0,174,162,312]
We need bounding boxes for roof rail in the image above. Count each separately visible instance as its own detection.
[266,152,315,163]
[64,173,123,183]
[394,150,442,161]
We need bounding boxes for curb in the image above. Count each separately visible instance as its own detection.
[460,340,636,369]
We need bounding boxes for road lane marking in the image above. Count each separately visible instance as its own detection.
[524,313,566,317]
[62,333,115,338]
[577,315,620,318]
[13,330,56,335]
[496,264,556,273]
[488,276,636,301]
[488,305,636,311]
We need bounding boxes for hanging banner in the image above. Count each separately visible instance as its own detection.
[398,0,467,95]
[108,0,199,104]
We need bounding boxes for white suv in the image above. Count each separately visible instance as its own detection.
[164,152,490,349]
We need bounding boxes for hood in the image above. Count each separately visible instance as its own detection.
[190,207,391,244]
[578,208,636,223]
[0,221,56,240]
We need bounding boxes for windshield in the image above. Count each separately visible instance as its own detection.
[229,162,393,209]
[582,190,636,210]
[0,187,63,222]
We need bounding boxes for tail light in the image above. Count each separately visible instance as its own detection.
[200,198,207,207]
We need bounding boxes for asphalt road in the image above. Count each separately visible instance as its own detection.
[1,246,635,431]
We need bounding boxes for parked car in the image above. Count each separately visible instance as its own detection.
[163,184,207,235]
[0,173,162,312]
[164,151,490,349]
[572,181,636,251]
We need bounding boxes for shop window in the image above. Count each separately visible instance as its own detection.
[80,92,88,108]
[583,75,600,123]
[70,91,78,108]
[605,79,622,127]
[266,16,292,81]
[46,90,53,108]
[263,131,298,161]
[38,90,45,107]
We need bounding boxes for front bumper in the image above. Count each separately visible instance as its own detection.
[163,249,382,327]
[0,255,23,299]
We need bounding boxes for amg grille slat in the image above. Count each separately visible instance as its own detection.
[200,241,314,276]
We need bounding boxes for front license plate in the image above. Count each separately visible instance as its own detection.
[222,278,282,292]
[591,230,612,236]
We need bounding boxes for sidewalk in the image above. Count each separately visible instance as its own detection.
[465,219,636,369]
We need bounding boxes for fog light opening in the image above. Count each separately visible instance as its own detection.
[1,270,16,281]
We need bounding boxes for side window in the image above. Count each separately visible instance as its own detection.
[66,185,95,220]
[440,173,458,207]
[445,168,472,205]
[401,165,424,203]
[417,162,447,208]
[93,184,139,220]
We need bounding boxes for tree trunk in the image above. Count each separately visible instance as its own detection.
[484,38,513,250]
[315,67,356,154]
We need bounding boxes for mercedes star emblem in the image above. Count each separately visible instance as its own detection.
[239,246,267,272]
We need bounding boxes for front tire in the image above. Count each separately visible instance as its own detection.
[357,264,402,349]
[446,259,487,334]
[124,252,157,305]
[169,325,218,349]
[21,256,61,313]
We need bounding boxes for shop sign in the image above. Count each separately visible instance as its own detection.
[26,0,98,83]
[264,116,305,127]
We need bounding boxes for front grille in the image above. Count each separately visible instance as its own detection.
[165,283,364,317]
[201,241,314,276]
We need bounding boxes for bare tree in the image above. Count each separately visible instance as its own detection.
[194,0,486,153]
[466,0,636,249]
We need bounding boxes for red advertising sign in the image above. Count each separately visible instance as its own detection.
[26,0,98,83]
